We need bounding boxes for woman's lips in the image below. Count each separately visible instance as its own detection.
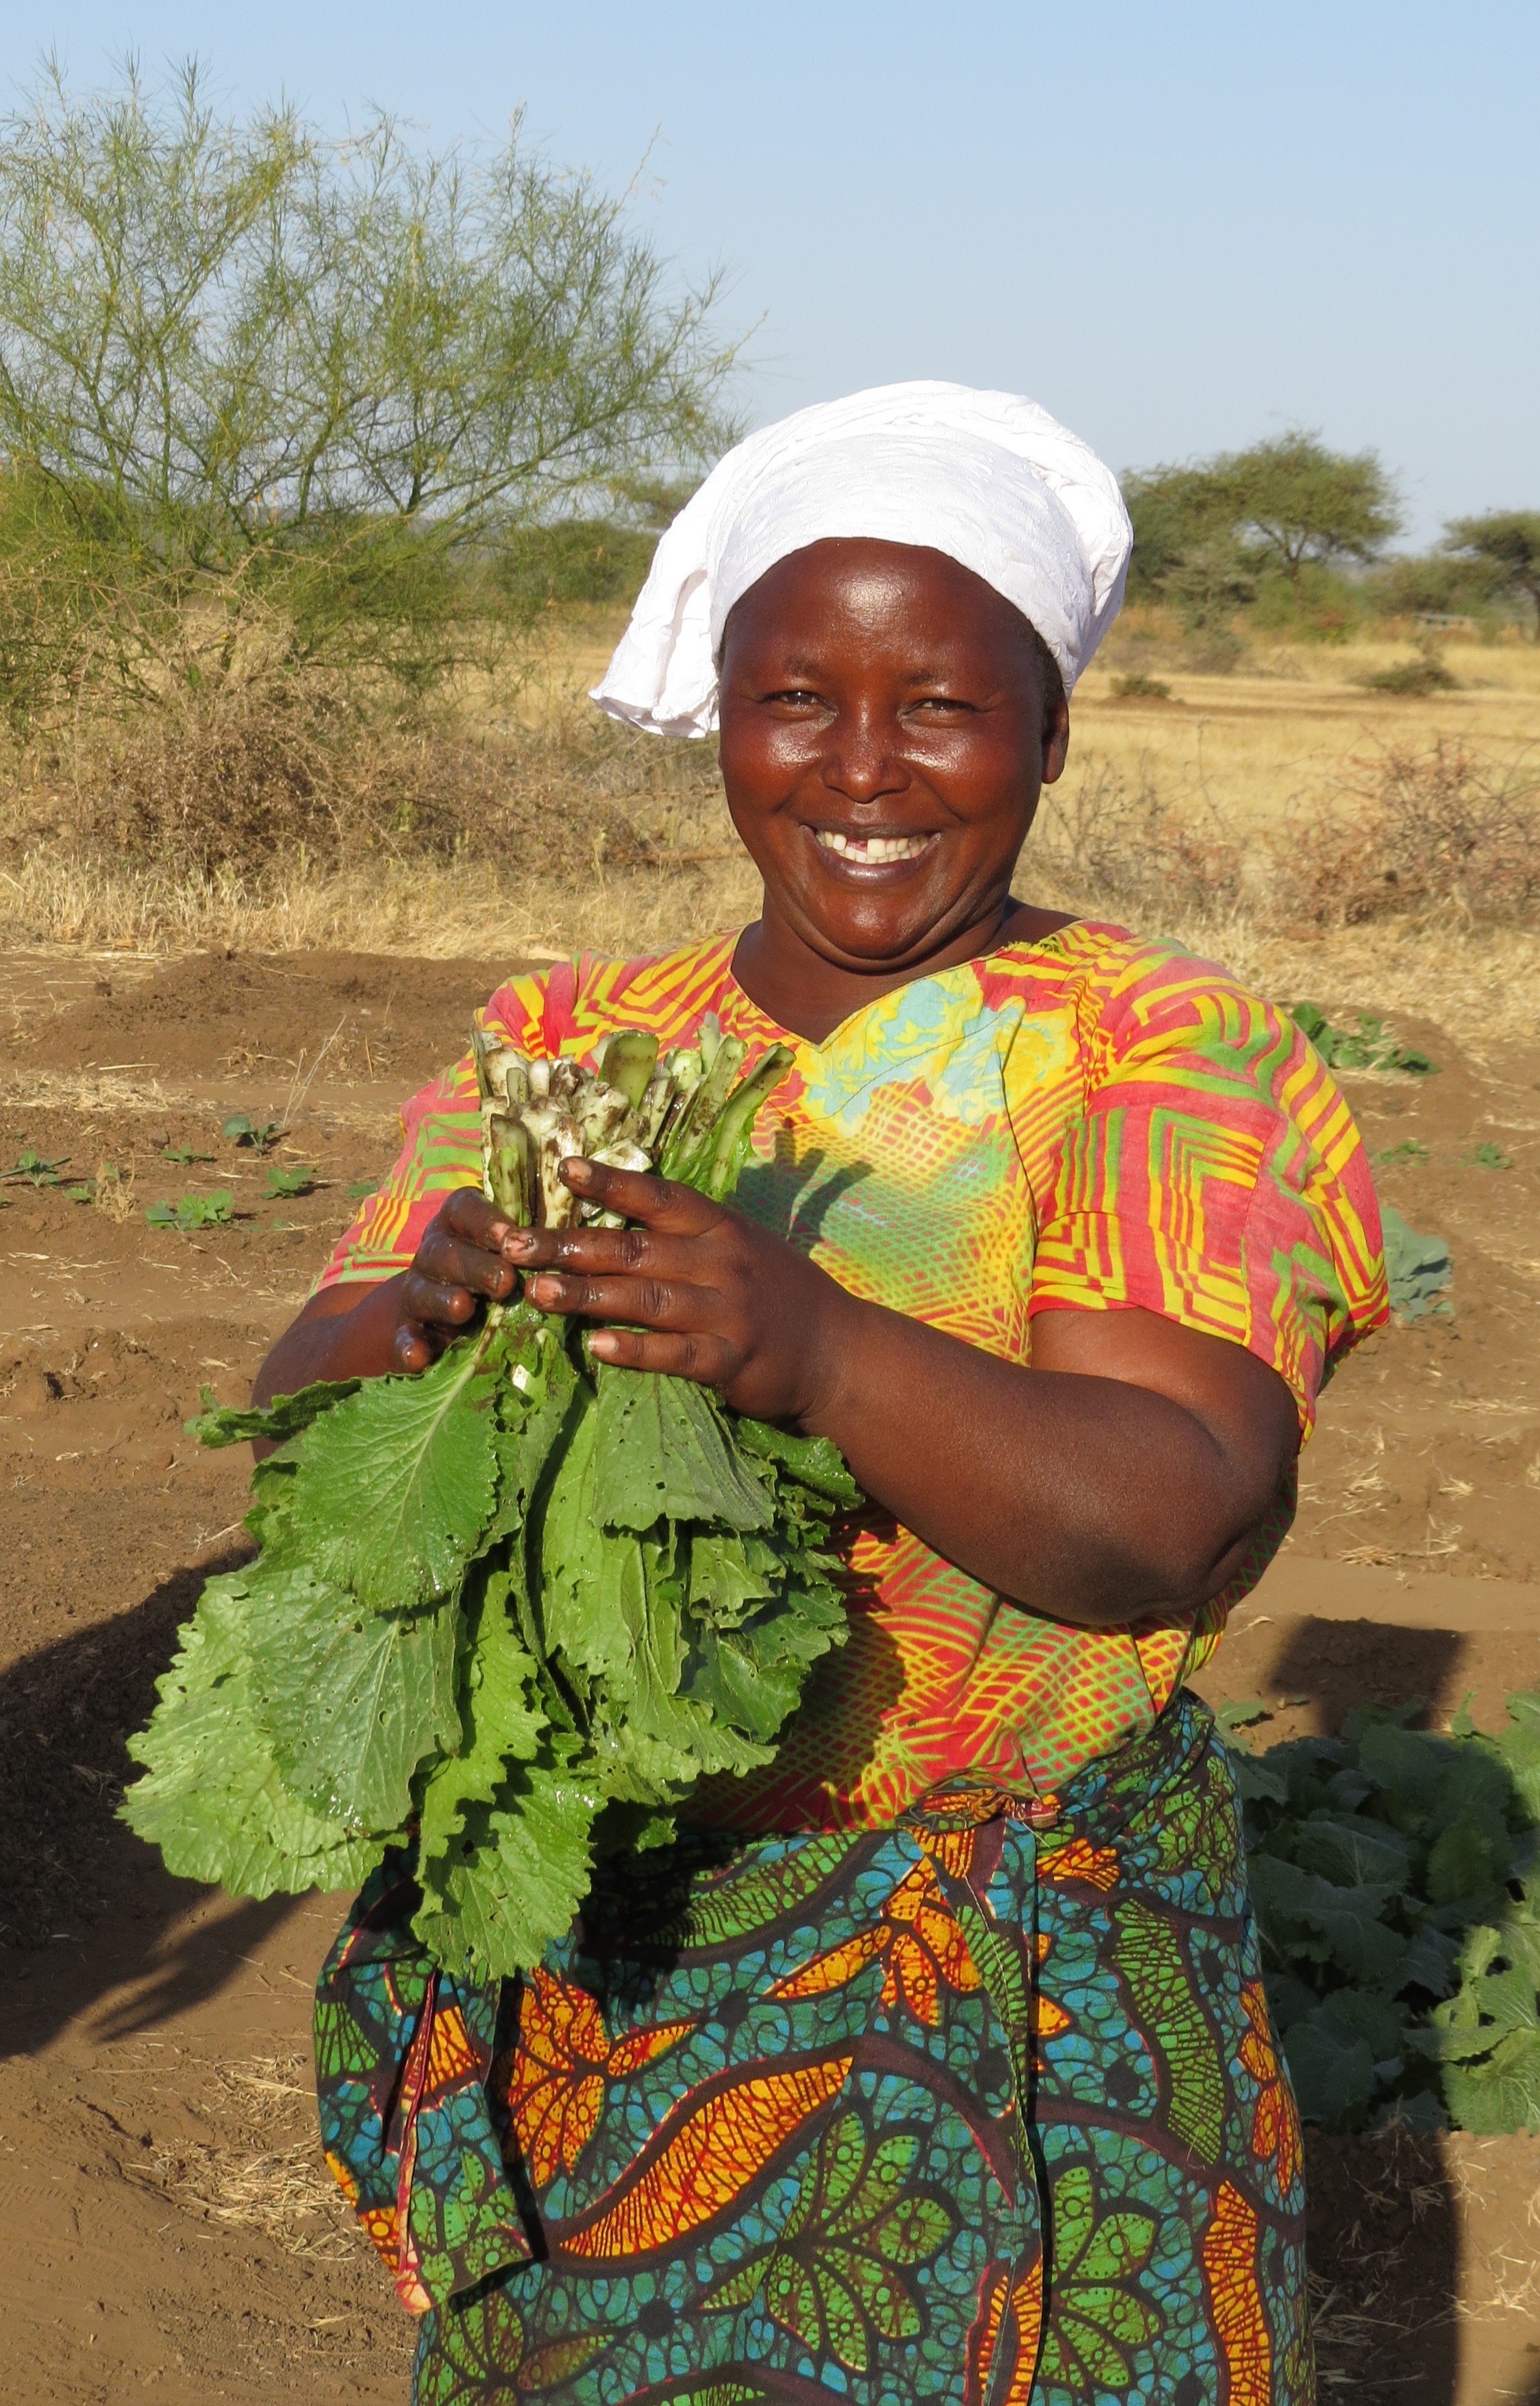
[811,828,935,865]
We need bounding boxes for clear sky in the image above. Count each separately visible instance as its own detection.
[4,2,1535,545]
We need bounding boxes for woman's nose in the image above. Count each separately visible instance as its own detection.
[820,709,907,803]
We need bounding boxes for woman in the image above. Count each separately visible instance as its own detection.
[267,384,1386,2405]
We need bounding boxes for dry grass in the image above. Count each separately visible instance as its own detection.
[1073,621,1540,833]
[119,2051,358,2259]
[1,611,1537,1057]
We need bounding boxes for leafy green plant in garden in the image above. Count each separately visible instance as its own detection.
[1226,1696,1540,2134]
[1289,1002,1437,1077]
[123,1027,856,1981]
[1465,1140,1513,1170]
[264,1162,318,1198]
[1,1147,70,1186]
[1379,1203,1453,1320]
[160,1142,214,1166]
[145,1190,234,1231]
[1375,1138,1429,1167]
[222,1113,285,1154]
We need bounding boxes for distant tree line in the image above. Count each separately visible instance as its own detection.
[1121,432,1540,652]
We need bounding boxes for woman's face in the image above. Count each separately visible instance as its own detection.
[717,537,1070,974]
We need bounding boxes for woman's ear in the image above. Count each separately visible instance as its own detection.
[1041,689,1071,787]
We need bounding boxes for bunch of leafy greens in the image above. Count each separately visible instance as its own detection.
[1221,1693,1540,2134]
[123,1027,857,1979]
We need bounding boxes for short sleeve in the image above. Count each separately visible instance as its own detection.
[312,964,567,1292]
[1021,944,1389,1437]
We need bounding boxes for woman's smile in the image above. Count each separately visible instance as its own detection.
[809,824,939,869]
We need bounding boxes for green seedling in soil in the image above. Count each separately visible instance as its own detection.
[347,1176,377,1201]
[1376,1139,1430,1166]
[1465,1142,1513,1170]
[222,1113,286,1154]
[264,1163,318,1199]
[1,1149,70,1186]
[1291,1003,1437,1077]
[161,1143,216,1166]
[146,1190,234,1232]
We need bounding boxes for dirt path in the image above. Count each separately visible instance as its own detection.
[2,946,1537,2404]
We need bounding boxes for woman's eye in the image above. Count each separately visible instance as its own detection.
[767,688,822,708]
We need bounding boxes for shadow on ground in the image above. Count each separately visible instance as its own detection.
[0,1547,301,2053]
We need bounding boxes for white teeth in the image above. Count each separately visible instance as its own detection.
[815,830,929,863]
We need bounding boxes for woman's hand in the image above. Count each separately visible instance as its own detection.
[249,1188,530,1403]
[391,1189,527,1371]
[506,1155,858,1425]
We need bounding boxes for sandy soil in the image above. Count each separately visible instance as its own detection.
[2,945,1538,2405]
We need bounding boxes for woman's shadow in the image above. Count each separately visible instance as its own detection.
[0,1546,300,2054]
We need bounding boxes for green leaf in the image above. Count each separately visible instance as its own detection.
[732,1414,862,1506]
[1293,1815,1413,1891]
[248,1572,460,1832]
[186,1378,361,1449]
[1283,2016,1376,2126]
[687,1530,778,1625]
[288,1335,499,1611]
[1427,1813,1503,1906]
[591,1367,773,1533]
[411,1743,601,1979]
[120,1571,390,1898]
[1398,1922,1460,1999]
[1232,1752,1289,1806]
[1318,1988,1408,2061]
[1443,2028,1540,2135]
[417,1570,545,1884]
[1247,1854,1406,1985]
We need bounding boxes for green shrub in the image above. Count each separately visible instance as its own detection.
[1229,1695,1540,2133]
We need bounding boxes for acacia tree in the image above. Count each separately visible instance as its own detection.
[1443,513,1540,637]
[1123,432,1402,621]
[0,60,737,717]
[1214,431,1402,596]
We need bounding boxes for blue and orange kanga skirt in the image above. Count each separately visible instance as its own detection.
[316,1689,1311,2405]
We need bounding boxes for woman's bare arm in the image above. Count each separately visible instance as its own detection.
[262,1174,1297,1631]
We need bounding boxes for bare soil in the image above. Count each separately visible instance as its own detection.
[1,946,1537,2405]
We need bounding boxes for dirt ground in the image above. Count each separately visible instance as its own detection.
[2,943,1539,2405]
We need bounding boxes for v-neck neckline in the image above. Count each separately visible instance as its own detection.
[721,917,1093,1056]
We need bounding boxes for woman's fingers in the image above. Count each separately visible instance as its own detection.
[557,1156,720,1234]
[525,1267,721,1334]
[412,1233,519,1301]
[585,1323,738,1385]
[438,1186,519,1251]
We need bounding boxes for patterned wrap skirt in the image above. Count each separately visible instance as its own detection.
[315,1689,1312,2405]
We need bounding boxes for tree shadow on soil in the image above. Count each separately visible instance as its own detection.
[0,1547,301,2055]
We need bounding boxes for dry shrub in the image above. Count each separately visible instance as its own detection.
[0,674,723,882]
[1028,758,1245,922]
[1272,740,1540,929]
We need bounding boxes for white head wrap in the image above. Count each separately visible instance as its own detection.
[591,380,1132,738]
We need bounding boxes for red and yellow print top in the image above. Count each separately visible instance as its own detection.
[316,922,1387,1829]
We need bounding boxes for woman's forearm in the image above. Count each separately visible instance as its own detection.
[804,1295,1293,1628]
[251,1277,408,1406]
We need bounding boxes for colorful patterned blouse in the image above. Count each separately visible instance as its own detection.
[316,922,1387,1830]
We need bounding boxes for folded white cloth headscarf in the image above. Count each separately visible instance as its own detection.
[591,380,1132,738]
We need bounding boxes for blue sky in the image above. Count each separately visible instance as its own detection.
[5,3,1535,545]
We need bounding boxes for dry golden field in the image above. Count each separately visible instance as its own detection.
[3,609,1537,1042]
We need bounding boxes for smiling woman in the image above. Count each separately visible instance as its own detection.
[260,384,1388,2406]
